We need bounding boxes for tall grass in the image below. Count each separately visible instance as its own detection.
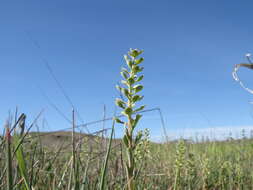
[2,118,253,189]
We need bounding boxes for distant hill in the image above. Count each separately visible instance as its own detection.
[27,131,121,152]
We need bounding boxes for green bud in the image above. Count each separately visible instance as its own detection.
[128,49,143,58]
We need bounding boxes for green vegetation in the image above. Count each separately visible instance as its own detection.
[115,48,145,190]
[1,49,253,189]
[2,127,253,189]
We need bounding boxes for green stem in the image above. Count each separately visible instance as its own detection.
[6,126,13,190]
[99,121,115,190]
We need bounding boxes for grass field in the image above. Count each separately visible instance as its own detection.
[1,125,253,190]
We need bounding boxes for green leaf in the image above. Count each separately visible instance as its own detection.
[115,98,126,109]
[99,122,115,190]
[122,88,130,98]
[114,117,124,124]
[124,55,130,63]
[124,107,133,115]
[124,54,133,68]
[123,135,129,147]
[120,71,129,79]
[127,77,135,85]
[121,67,129,74]
[132,95,144,103]
[13,135,30,190]
[133,85,143,93]
[136,75,144,82]
[133,114,142,128]
[135,132,143,145]
[132,65,144,73]
[134,105,146,113]
[126,60,134,68]
[135,57,144,65]
[122,107,133,116]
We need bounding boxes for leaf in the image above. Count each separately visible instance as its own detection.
[124,55,130,63]
[127,77,135,86]
[123,135,129,147]
[99,121,115,190]
[115,118,124,124]
[115,98,126,109]
[132,65,144,73]
[122,107,133,116]
[136,75,144,82]
[120,71,129,79]
[134,105,146,113]
[134,132,143,145]
[127,60,134,68]
[132,95,144,103]
[114,117,124,124]
[133,85,143,93]
[124,107,133,115]
[5,126,13,190]
[133,114,142,128]
[138,66,144,73]
[122,88,130,98]
[124,55,134,68]
[13,135,30,190]
[135,57,144,65]
[121,67,129,74]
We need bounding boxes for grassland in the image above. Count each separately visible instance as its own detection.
[1,126,253,190]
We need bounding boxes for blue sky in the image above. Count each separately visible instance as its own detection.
[1,0,253,140]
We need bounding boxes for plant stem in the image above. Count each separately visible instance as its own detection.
[6,125,13,190]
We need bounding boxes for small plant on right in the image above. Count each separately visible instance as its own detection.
[173,139,187,190]
[115,48,145,190]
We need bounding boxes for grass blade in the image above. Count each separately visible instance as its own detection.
[99,120,115,190]
[6,125,13,190]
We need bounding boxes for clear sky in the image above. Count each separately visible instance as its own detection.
[1,0,253,141]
